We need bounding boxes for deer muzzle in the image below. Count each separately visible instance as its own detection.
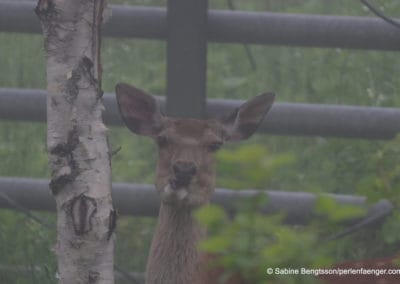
[170,161,197,190]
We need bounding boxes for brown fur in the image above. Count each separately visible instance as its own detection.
[115,83,275,284]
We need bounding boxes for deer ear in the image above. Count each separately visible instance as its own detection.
[115,83,164,137]
[221,93,275,142]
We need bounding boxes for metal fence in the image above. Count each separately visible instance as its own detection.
[2,88,400,139]
[1,1,400,138]
[0,1,398,228]
[0,177,394,227]
[2,1,400,50]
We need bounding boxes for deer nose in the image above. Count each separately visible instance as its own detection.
[173,161,197,182]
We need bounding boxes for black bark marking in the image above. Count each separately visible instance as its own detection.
[88,270,100,283]
[50,96,58,107]
[64,57,100,103]
[82,56,95,89]
[49,170,77,195]
[68,194,97,236]
[107,209,118,241]
[82,56,93,70]
[49,126,80,194]
[35,0,59,56]
[81,56,103,99]
[65,69,81,103]
[35,0,57,21]
[50,126,79,156]
[81,56,99,89]
[93,1,105,92]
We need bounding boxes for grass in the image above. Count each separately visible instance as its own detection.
[0,0,400,282]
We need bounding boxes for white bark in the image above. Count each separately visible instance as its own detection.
[35,1,114,283]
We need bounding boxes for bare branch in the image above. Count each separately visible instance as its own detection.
[110,146,122,157]
[360,0,400,29]
[226,0,257,70]
[325,199,393,241]
[0,191,53,229]
[114,265,142,284]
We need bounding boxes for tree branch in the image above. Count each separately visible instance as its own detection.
[360,0,400,29]
[0,191,53,229]
[226,0,257,70]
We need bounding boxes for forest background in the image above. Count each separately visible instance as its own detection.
[1,0,400,283]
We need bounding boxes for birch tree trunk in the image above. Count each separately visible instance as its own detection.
[35,1,115,283]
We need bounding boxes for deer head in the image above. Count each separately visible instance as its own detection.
[115,83,275,208]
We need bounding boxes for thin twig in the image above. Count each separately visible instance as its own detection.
[227,0,257,71]
[324,206,392,241]
[111,146,122,157]
[114,264,143,284]
[360,0,400,29]
[0,191,53,229]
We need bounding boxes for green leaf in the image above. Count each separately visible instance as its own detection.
[194,205,227,227]
[198,235,231,253]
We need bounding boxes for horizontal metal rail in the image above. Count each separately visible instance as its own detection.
[1,88,400,139]
[0,176,393,226]
[1,1,400,50]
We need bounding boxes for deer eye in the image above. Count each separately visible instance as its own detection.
[156,135,168,147]
[207,142,223,152]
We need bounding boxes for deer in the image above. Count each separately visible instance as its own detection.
[115,82,275,284]
[115,83,400,284]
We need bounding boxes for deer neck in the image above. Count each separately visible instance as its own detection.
[146,202,207,284]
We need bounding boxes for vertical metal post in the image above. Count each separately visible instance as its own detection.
[166,0,208,119]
